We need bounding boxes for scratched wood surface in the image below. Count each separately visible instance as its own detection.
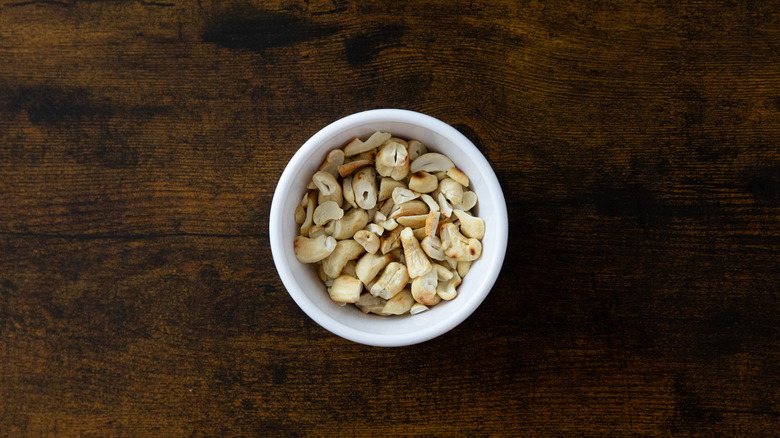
[1,0,778,436]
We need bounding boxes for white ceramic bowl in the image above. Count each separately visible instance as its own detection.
[269,109,508,347]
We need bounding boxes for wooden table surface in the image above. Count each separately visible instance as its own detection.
[1,0,778,436]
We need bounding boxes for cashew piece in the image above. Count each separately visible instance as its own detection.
[313,201,344,226]
[375,141,410,181]
[378,178,406,201]
[396,214,429,229]
[353,229,380,254]
[407,140,427,161]
[312,171,343,207]
[319,149,345,179]
[343,131,391,156]
[410,152,455,173]
[391,187,420,205]
[421,235,447,261]
[382,288,415,315]
[321,239,366,278]
[356,293,387,315]
[440,223,482,261]
[439,178,464,206]
[446,167,469,187]
[327,208,369,240]
[389,200,428,220]
[293,234,337,263]
[411,269,440,306]
[400,227,432,278]
[355,252,393,285]
[409,302,429,315]
[408,171,439,193]
[328,275,362,303]
[352,167,378,210]
[300,191,317,237]
[453,209,485,239]
[370,262,409,300]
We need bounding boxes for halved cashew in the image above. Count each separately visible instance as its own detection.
[409,303,429,315]
[378,178,406,201]
[457,260,472,277]
[300,191,317,237]
[440,223,482,261]
[424,210,440,237]
[457,190,478,211]
[370,262,409,299]
[342,175,357,209]
[355,252,393,285]
[408,171,439,193]
[411,269,440,305]
[389,200,428,220]
[421,235,446,261]
[412,227,427,241]
[375,141,410,181]
[294,235,337,263]
[420,193,439,212]
[356,293,387,315]
[327,208,369,240]
[437,192,453,218]
[321,239,366,278]
[391,187,420,205]
[411,152,455,173]
[294,204,306,225]
[319,149,345,178]
[353,230,380,254]
[380,226,402,254]
[352,167,378,210]
[382,288,415,315]
[343,131,391,156]
[407,140,427,161]
[342,259,358,278]
[328,275,362,303]
[312,171,343,207]
[400,227,432,278]
[365,223,385,235]
[313,201,344,226]
[308,225,327,238]
[453,209,485,239]
[436,270,461,301]
[396,214,429,229]
[338,159,373,177]
[434,264,454,281]
[446,167,469,187]
[439,178,463,206]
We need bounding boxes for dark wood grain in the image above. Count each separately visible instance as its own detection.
[1,0,778,436]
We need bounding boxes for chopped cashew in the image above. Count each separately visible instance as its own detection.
[382,288,415,315]
[407,140,427,161]
[353,230,380,254]
[391,186,420,205]
[319,149,345,178]
[344,131,392,157]
[409,303,429,315]
[437,192,453,218]
[410,152,455,173]
[420,193,440,212]
[453,209,485,239]
[375,141,410,181]
[327,208,369,240]
[321,239,366,278]
[370,262,409,299]
[380,226,403,255]
[328,275,362,303]
[300,191,316,237]
[408,171,439,193]
[355,252,393,285]
[342,175,357,209]
[396,214,429,229]
[352,167,378,210]
[458,190,478,211]
[312,171,343,207]
[400,227,432,278]
[446,167,469,187]
[356,293,387,315]
[294,235,337,263]
[378,178,406,201]
[338,159,374,177]
[440,223,482,261]
[436,270,461,301]
[439,178,464,206]
[457,260,472,277]
[389,200,428,220]
[421,235,447,261]
[313,201,344,226]
[424,210,440,237]
[411,269,440,305]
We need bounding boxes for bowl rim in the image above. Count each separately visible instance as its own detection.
[269,109,508,347]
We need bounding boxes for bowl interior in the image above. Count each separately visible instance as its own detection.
[271,110,507,346]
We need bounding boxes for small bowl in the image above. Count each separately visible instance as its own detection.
[269,109,508,347]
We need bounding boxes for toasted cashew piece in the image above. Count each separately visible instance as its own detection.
[421,235,447,261]
[439,178,463,206]
[355,252,393,285]
[446,167,469,187]
[396,214,429,229]
[356,293,387,315]
[313,201,344,226]
[382,288,415,315]
[400,227,432,278]
[453,209,485,239]
[436,270,461,300]
[352,167,378,210]
[391,187,420,205]
[420,193,439,212]
[294,204,306,225]
[380,226,403,254]
[370,262,409,299]
[327,208,369,240]
[424,210,440,237]
[440,223,482,261]
[408,171,439,193]
[342,175,357,209]
[457,190,478,211]
[409,302,429,315]
[294,235,337,263]
[365,223,385,236]
[343,131,391,156]
[378,178,406,201]
[312,171,343,207]
[389,200,428,220]
[300,191,317,237]
[353,229,380,254]
[411,269,440,305]
[338,159,373,177]
[322,239,366,278]
[407,140,427,161]
[319,149,345,179]
[411,152,455,173]
[437,192,453,218]
[328,275,362,303]
[375,141,410,181]
[457,260,472,277]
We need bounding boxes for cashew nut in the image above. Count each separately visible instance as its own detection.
[420,235,447,261]
[375,141,410,181]
[409,302,429,315]
[407,140,427,161]
[436,270,461,301]
[338,159,373,177]
[378,178,406,201]
[446,167,469,187]
[391,187,420,205]
[321,239,366,278]
[352,167,378,210]
[389,200,428,220]
[355,252,393,285]
[356,293,387,315]
[411,269,440,306]
[457,190,478,211]
[408,170,439,193]
[319,149,345,179]
[313,201,344,226]
[370,262,409,299]
[327,208,369,240]
[343,131,392,157]
[312,171,343,207]
[328,275,362,303]
[353,229,380,254]
[400,227,432,278]
[379,226,402,255]
[453,209,485,239]
[294,234,337,263]
[439,178,464,206]
[410,152,455,173]
[382,288,415,315]
[440,223,482,261]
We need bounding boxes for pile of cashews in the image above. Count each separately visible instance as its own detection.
[293,131,484,316]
